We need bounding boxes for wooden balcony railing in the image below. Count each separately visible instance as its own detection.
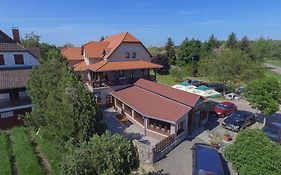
[153,134,175,153]
[148,125,170,136]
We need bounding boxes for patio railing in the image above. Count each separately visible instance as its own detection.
[153,134,175,153]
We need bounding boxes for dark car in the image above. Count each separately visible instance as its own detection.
[208,83,225,93]
[211,102,237,117]
[222,110,255,132]
[263,113,281,144]
[192,143,225,175]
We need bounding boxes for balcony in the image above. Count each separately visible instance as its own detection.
[0,98,31,112]
[91,75,156,89]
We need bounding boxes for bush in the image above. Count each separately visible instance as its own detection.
[224,129,281,175]
[61,132,139,175]
[169,66,184,81]
[0,132,12,175]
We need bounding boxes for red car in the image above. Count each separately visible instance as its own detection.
[211,102,237,117]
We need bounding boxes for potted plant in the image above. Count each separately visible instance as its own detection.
[223,130,232,141]
[209,133,222,149]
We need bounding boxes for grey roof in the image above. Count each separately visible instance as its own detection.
[0,43,28,52]
[0,30,15,43]
[0,68,31,90]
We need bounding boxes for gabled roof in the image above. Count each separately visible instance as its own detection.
[83,41,109,58]
[134,79,203,107]
[0,30,15,43]
[61,47,83,60]
[110,86,191,123]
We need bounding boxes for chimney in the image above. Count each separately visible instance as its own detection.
[12,27,21,44]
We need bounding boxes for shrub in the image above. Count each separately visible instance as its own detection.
[224,129,281,175]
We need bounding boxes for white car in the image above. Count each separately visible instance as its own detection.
[224,93,241,100]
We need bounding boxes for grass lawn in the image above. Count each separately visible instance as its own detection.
[10,127,44,175]
[266,59,281,67]
[0,132,12,175]
[265,70,281,82]
[31,130,63,175]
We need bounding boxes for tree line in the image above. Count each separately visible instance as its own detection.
[150,32,281,89]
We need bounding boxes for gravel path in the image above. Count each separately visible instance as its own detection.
[265,63,281,75]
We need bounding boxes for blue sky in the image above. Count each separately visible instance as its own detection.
[1,0,281,47]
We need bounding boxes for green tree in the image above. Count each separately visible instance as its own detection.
[204,34,220,53]
[169,66,184,81]
[245,77,281,120]
[165,38,177,65]
[199,49,264,91]
[238,36,251,53]
[225,32,238,49]
[251,36,271,60]
[61,132,139,175]
[224,129,281,175]
[151,54,169,74]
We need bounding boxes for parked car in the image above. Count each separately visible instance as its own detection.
[263,113,281,144]
[211,102,237,117]
[192,143,225,175]
[208,83,225,93]
[222,110,255,132]
[224,93,241,100]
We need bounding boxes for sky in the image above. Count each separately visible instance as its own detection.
[1,0,281,47]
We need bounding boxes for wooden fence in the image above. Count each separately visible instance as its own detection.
[153,134,175,153]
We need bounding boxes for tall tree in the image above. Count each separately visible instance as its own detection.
[245,77,281,122]
[99,36,105,41]
[238,36,251,53]
[177,38,201,63]
[205,34,220,52]
[165,38,177,65]
[151,54,169,74]
[251,36,271,60]
[225,32,238,49]
[199,49,264,91]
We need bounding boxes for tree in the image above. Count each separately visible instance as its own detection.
[224,129,281,175]
[169,66,184,81]
[251,36,271,60]
[238,36,251,53]
[99,36,105,41]
[204,34,220,53]
[165,38,177,65]
[198,49,264,91]
[225,32,238,49]
[61,132,139,175]
[62,43,75,48]
[26,56,106,146]
[177,38,201,64]
[151,54,169,74]
[245,77,281,120]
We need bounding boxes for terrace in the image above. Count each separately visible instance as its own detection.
[0,98,31,112]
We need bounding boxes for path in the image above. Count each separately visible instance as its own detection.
[265,63,281,75]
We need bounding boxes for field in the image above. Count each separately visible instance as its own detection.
[265,69,281,82]
[0,127,62,175]
[266,59,281,67]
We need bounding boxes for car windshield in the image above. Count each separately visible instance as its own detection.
[216,104,228,110]
[263,126,279,140]
[229,113,244,122]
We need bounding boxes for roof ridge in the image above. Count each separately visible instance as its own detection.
[95,60,108,71]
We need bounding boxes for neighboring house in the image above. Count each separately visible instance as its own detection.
[110,79,209,140]
[0,28,40,129]
[62,32,162,104]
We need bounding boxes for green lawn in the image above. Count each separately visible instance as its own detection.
[31,130,63,175]
[10,127,44,175]
[266,59,281,67]
[265,70,281,82]
[0,132,12,175]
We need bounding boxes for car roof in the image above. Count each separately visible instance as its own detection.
[194,144,224,174]
[220,102,235,106]
[232,110,252,116]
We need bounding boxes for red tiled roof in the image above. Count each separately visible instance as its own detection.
[83,41,109,58]
[61,47,83,61]
[110,86,191,123]
[88,60,162,72]
[134,79,203,107]
[73,61,87,71]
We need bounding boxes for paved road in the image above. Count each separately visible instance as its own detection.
[265,63,281,75]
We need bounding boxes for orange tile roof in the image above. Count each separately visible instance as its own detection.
[87,60,162,72]
[83,41,109,58]
[61,47,83,61]
[73,61,87,71]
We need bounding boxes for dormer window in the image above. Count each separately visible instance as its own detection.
[132,52,136,58]
[0,55,4,65]
[125,52,130,58]
[14,54,24,65]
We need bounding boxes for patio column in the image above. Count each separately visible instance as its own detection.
[144,117,148,136]
[170,123,176,135]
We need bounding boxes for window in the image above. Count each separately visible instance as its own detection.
[118,70,125,77]
[125,52,130,58]
[0,55,4,65]
[132,52,136,58]
[14,54,24,64]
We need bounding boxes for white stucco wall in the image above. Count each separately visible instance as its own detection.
[108,43,151,62]
[0,52,38,68]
